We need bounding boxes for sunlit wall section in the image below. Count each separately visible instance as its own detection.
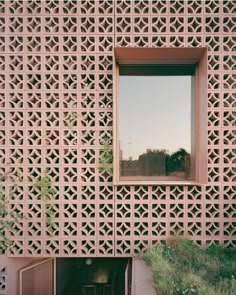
[113,0,235,254]
[1,1,114,257]
[0,1,235,258]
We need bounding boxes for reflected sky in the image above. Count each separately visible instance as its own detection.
[119,76,191,160]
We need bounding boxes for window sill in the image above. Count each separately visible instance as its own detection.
[114,179,202,186]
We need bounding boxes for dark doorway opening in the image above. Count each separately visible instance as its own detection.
[56,258,132,295]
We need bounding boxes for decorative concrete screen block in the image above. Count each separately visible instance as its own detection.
[0,266,7,295]
[0,0,235,259]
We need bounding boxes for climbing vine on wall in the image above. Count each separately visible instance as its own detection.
[98,136,113,175]
[0,169,23,253]
[35,174,56,236]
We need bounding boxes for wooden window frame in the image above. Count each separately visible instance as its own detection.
[113,47,208,185]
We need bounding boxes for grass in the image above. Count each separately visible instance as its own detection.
[143,238,236,295]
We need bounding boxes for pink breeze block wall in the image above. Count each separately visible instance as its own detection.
[0,1,235,271]
[0,257,7,295]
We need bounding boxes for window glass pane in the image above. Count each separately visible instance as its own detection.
[119,75,192,180]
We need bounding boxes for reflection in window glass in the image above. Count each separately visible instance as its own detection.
[119,76,192,180]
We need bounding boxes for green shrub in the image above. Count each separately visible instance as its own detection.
[143,238,236,295]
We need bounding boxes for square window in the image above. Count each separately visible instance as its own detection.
[113,48,208,184]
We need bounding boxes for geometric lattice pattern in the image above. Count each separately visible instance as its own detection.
[0,266,7,295]
[0,1,235,257]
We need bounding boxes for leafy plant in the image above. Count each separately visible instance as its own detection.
[35,175,56,236]
[143,238,236,295]
[0,169,23,253]
[64,110,78,129]
[0,185,13,252]
[98,136,113,174]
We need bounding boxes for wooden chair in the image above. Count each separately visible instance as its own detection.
[102,284,112,295]
[82,284,97,295]
[101,271,115,295]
